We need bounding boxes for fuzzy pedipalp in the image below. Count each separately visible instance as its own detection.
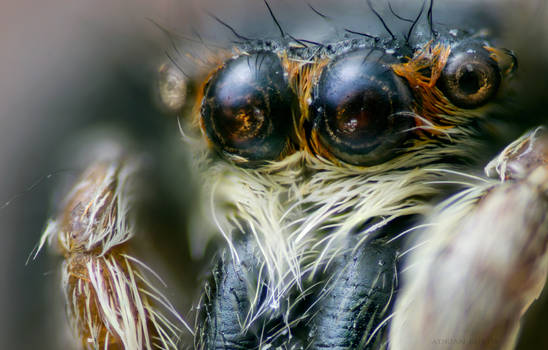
[38,156,190,350]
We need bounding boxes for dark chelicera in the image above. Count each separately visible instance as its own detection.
[308,238,398,350]
[195,26,512,350]
[201,51,294,162]
[196,234,292,350]
[196,236,261,349]
[311,49,414,166]
[439,41,502,109]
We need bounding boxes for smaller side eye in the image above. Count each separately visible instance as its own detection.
[439,44,501,109]
[157,62,187,112]
[201,52,294,163]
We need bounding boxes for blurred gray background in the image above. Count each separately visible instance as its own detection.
[1,0,546,349]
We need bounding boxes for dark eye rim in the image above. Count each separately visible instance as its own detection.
[438,45,502,109]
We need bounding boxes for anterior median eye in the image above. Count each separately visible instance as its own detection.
[311,49,414,166]
[201,52,294,163]
[439,43,501,109]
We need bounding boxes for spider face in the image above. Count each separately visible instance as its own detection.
[173,12,519,349]
[32,1,548,350]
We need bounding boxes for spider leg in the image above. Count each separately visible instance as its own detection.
[37,143,191,350]
[390,127,548,350]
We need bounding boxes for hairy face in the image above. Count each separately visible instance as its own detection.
[12,0,548,349]
[163,3,522,347]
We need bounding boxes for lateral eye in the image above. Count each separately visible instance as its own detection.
[311,50,414,166]
[201,52,293,163]
[439,44,501,109]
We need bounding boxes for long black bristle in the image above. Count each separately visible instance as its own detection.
[388,2,413,23]
[264,0,285,38]
[307,3,330,19]
[428,0,438,37]
[165,51,190,78]
[344,28,379,41]
[208,12,251,41]
[405,1,426,45]
[367,0,396,41]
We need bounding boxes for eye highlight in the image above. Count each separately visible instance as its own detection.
[201,52,294,163]
[311,50,414,166]
[439,44,501,109]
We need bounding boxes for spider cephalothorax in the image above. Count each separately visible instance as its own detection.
[180,17,517,348]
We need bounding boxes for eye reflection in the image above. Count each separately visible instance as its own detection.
[201,52,294,163]
[439,43,502,109]
[311,49,414,166]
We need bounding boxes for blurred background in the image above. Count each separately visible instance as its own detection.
[0,0,546,349]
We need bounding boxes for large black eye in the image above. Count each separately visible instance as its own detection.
[439,44,501,109]
[311,50,414,166]
[201,52,293,163]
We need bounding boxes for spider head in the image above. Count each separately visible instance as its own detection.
[155,25,516,326]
